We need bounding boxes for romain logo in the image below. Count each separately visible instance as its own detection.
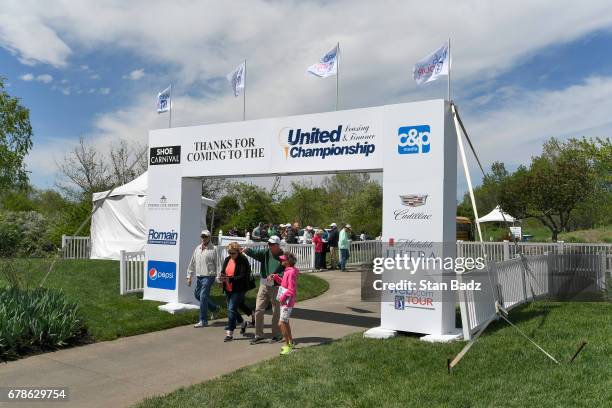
[400,194,428,207]
[398,125,430,155]
[160,195,167,204]
[147,229,178,245]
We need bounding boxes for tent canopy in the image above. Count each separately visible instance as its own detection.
[90,171,216,260]
[92,172,147,201]
[477,205,516,223]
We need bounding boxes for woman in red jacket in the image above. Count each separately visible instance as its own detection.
[312,229,324,271]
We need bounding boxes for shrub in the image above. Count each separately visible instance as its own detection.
[0,274,87,361]
[0,210,56,257]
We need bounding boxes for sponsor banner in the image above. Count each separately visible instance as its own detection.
[397,125,431,155]
[147,260,177,290]
[147,194,179,211]
[150,145,181,165]
[147,229,178,245]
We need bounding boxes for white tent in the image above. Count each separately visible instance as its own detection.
[90,171,216,260]
[477,205,517,223]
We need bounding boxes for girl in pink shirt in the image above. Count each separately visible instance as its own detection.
[268,252,299,355]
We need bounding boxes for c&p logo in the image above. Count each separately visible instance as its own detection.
[398,125,430,155]
[147,260,176,290]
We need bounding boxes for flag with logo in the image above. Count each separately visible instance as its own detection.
[307,44,339,78]
[226,62,246,97]
[413,42,450,85]
[157,85,171,113]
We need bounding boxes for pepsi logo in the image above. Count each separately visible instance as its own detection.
[148,268,158,280]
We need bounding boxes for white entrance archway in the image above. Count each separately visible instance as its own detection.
[144,99,457,336]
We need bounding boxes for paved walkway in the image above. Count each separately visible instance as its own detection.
[0,270,379,408]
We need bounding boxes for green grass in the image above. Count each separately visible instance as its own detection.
[136,301,612,408]
[0,259,329,342]
[560,226,612,243]
[480,220,612,243]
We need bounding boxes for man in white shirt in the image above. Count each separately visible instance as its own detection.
[186,230,219,327]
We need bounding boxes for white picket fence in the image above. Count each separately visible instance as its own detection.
[61,235,91,259]
[118,237,382,295]
[119,250,146,295]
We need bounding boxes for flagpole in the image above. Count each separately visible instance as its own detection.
[336,42,340,111]
[169,83,173,128]
[243,60,246,121]
[447,38,451,102]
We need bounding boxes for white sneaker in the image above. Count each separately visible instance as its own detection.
[194,321,208,328]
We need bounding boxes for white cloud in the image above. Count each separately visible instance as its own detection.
[89,73,100,80]
[0,5,71,67]
[8,1,612,189]
[98,87,110,95]
[123,68,145,80]
[19,73,53,83]
[464,76,612,168]
[36,74,53,83]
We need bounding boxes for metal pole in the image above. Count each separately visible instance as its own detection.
[243,60,246,121]
[447,38,451,102]
[336,42,340,111]
[169,83,173,128]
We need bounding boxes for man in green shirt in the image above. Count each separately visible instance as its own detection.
[243,235,285,344]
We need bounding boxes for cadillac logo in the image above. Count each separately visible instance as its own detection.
[400,194,428,207]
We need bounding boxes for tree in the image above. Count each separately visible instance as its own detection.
[109,139,147,185]
[457,161,508,219]
[498,138,598,241]
[57,136,147,198]
[0,78,33,191]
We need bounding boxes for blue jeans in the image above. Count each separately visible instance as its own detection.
[225,291,245,332]
[194,276,219,324]
[340,248,349,271]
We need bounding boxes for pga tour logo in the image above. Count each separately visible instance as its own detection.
[398,125,430,155]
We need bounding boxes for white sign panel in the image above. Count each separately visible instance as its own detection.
[144,99,457,336]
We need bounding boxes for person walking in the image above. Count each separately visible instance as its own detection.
[186,230,220,328]
[268,252,299,355]
[252,222,263,242]
[218,242,252,342]
[303,226,314,244]
[243,235,285,344]
[327,223,339,269]
[312,229,324,270]
[285,222,299,244]
[339,224,352,271]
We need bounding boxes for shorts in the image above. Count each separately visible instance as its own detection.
[280,305,293,323]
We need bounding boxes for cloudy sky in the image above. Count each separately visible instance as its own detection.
[2,0,612,198]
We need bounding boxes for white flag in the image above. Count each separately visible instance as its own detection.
[413,42,450,85]
[307,44,339,78]
[226,62,246,97]
[157,86,171,113]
